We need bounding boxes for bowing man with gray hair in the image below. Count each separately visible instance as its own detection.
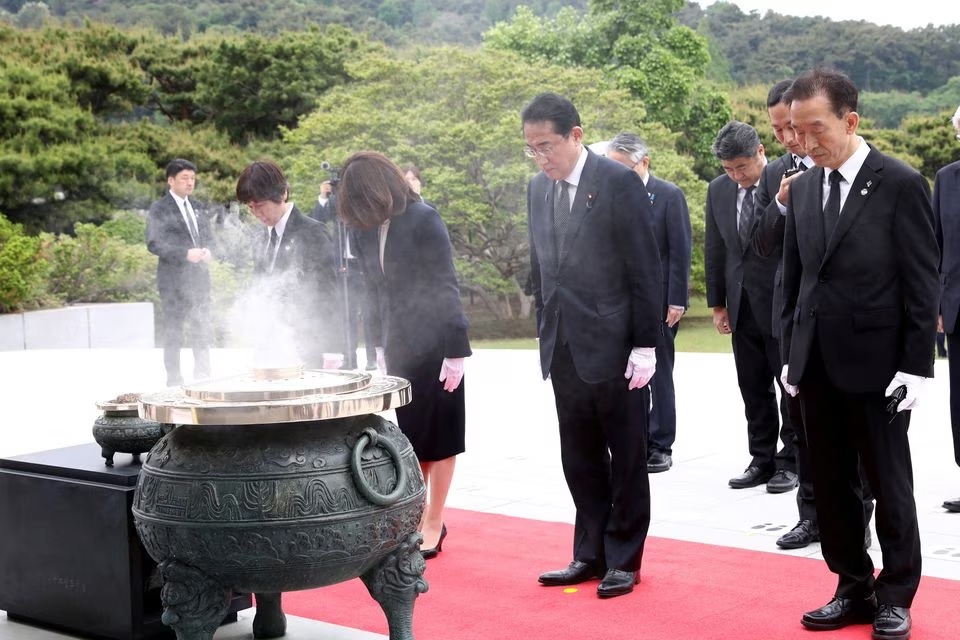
[604,132,691,474]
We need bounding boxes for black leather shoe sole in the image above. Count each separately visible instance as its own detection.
[539,561,600,586]
[728,468,773,489]
[766,470,799,494]
[776,527,819,549]
[647,453,672,473]
[596,570,638,598]
[872,605,911,639]
[801,596,877,631]
[943,499,960,513]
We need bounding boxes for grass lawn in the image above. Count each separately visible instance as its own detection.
[473,296,732,353]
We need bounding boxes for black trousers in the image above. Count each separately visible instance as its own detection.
[792,390,875,524]
[550,341,651,573]
[947,331,960,467]
[160,290,211,385]
[800,343,921,606]
[731,292,796,472]
[648,321,678,454]
[339,263,377,369]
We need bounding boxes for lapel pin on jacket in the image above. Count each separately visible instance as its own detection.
[586,192,595,209]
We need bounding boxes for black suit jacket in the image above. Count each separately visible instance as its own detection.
[254,205,344,361]
[934,159,960,333]
[781,146,939,391]
[352,200,471,373]
[751,153,793,332]
[145,192,212,303]
[528,150,662,383]
[646,174,692,311]
[704,173,780,335]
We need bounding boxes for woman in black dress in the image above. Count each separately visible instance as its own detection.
[335,151,471,558]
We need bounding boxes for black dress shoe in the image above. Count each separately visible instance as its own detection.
[872,604,911,639]
[728,465,773,489]
[596,569,638,598]
[538,560,600,586]
[647,450,673,473]
[766,469,799,493]
[943,498,960,513]
[801,594,878,630]
[776,519,819,549]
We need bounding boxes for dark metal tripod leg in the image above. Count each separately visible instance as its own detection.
[360,533,428,640]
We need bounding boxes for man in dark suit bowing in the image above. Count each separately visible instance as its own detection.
[146,158,214,386]
[522,92,662,599]
[781,67,938,639]
[604,132,692,474]
[753,80,876,551]
[235,160,344,370]
[704,121,798,493]
[933,104,960,514]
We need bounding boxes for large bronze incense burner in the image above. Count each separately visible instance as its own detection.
[133,367,426,640]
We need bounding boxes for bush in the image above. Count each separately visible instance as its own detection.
[46,222,156,304]
[0,212,51,312]
[101,210,148,245]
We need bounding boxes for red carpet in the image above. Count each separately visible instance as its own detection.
[282,508,960,639]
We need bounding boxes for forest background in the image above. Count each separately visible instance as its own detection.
[2,0,959,343]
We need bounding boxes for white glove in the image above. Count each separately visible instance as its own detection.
[322,353,344,369]
[624,347,656,390]
[375,347,387,375]
[885,371,926,412]
[438,357,465,392]
[780,364,799,397]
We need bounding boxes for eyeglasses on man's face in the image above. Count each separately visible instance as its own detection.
[524,144,557,159]
[523,134,571,160]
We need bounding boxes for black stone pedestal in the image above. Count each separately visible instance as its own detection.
[0,443,252,640]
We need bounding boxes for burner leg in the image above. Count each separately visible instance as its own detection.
[361,532,428,640]
[252,592,287,638]
[157,559,231,640]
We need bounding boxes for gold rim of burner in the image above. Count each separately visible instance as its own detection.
[95,400,140,413]
[251,364,305,381]
[138,376,412,425]
[182,370,372,402]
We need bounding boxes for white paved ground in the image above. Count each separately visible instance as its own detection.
[2,347,959,639]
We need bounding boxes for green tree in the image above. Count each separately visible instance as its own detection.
[0,54,156,232]
[484,0,730,179]
[284,46,705,315]
[194,26,373,144]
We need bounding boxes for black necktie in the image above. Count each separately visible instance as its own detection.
[793,156,808,172]
[266,228,279,266]
[824,170,843,240]
[553,180,570,253]
[184,199,200,247]
[738,186,756,250]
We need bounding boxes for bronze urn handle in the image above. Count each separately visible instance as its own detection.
[350,428,408,506]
